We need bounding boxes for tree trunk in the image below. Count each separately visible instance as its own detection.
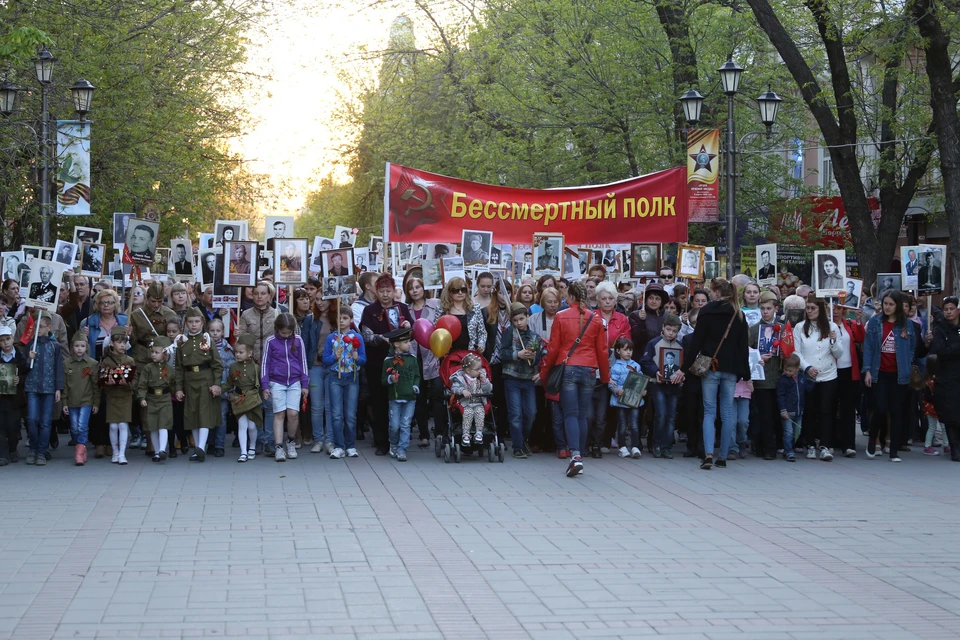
[911,0,960,293]
[653,0,699,139]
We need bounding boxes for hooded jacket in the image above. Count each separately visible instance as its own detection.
[681,300,750,381]
[260,332,309,389]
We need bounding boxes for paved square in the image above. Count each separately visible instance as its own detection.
[1,442,959,639]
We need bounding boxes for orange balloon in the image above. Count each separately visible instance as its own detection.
[430,328,453,358]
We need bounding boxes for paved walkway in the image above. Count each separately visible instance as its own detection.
[1,442,959,640]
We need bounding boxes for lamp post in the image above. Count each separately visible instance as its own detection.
[0,46,95,246]
[679,56,781,279]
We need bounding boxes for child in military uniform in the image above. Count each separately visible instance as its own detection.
[226,334,262,462]
[63,333,100,466]
[0,324,28,465]
[174,307,223,462]
[382,327,420,462]
[137,336,174,463]
[100,326,136,465]
[165,318,189,456]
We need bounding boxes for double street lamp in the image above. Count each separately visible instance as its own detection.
[0,46,96,246]
[679,56,782,279]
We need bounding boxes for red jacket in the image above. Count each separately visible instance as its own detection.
[602,311,631,349]
[542,306,611,383]
[840,318,865,381]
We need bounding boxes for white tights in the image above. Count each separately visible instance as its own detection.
[238,415,257,453]
[191,427,209,452]
[109,423,129,453]
[149,430,169,453]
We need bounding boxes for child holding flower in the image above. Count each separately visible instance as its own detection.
[323,306,366,459]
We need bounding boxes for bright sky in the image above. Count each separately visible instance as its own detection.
[232,1,446,217]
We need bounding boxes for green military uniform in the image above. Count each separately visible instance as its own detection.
[136,336,173,432]
[129,282,178,366]
[226,350,263,428]
[64,347,101,409]
[174,308,223,428]
[99,326,136,423]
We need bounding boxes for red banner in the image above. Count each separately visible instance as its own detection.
[384,164,689,244]
[770,196,891,248]
[686,129,720,223]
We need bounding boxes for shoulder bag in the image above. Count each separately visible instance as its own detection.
[689,309,737,377]
[545,312,595,396]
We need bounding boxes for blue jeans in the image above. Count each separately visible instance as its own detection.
[588,383,609,448]
[550,400,566,450]
[309,365,332,444]
[782,413,801,454]
[730,397,751,453]
[27,392,55,457]
[504,377,536,451]
[616,406,640,449]
[329,375,359,450]
[560,365,595,457]
[215,399,229,449]
[701,370,737,459]
[388,400,416,453]
[652,384,680,450]
[68,406,92,446]
[258,398,274,449]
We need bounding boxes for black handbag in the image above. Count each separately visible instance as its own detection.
[546,312,595,396]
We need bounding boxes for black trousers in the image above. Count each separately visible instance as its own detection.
[831,368,858,452]
[680,377,704,456]
[171,399,188,450]
[424,377,447,439]
[88,393,109,446]
[0,398,20,459]
[529,386,556,451]
[945,422,960,461]
[490,364,508,440]
[869,371,909,455]
[751,388,779,457]
[804,379,838,449]
[365,366,390,452]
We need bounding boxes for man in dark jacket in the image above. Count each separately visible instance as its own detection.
[930,296,960,461]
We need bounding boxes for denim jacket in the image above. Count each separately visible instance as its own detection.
[862,315,918,385]
[24,335,65,394]
[216,339,235,385]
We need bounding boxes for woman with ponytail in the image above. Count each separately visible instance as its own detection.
[542,280,610,478]
[680,278,750,469]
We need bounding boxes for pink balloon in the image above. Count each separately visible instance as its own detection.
[413,318,435,348]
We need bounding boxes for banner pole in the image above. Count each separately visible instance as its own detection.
[382,163,391,248]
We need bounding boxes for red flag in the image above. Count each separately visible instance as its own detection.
[19,312,36,346]
[779,321,795,358]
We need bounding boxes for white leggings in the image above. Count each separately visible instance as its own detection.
[191,427,209,452]
[109,423,129,452]
[238,415,257,453]
[461,405,484,438]
[149,430,169,454]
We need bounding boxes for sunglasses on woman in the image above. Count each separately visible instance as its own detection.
[451,287,468,294]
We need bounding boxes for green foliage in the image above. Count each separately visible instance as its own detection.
[0,0,271,250]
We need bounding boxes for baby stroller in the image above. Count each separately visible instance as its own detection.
[435,350,505,463]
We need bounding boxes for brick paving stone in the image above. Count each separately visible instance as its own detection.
[2,437,960,638]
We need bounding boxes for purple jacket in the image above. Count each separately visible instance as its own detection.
[260,333,309,389]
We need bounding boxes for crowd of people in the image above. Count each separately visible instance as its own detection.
[0,257,957,479]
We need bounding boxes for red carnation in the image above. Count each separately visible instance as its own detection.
[773,324,782,332]
[772,340,781,348]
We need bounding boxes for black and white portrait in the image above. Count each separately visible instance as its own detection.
[73,226,102,247]
[842,278,863,308]
[704,261,720,280]
[814,249,846,297]
[564,248,581,279]
[25,259,64,312]
[532,233,563,278]
[112,213,135,250]
[53,239,77,267]
[441,256,466,283]
[877,272,902,294]
[677,244,704,280]
[756,243,777,284]
[41,248,54,262]
[265,216,294,240]
[80,242,105,277]
[334,226,356,249]
[215,221,240,248]
[461,230,493,267]
[320,248,354,279]
[124,219,160,265]
[310,237,334,271]
[170,240,194,278]
[917,245,945,294]
[354,248,370,273]
[2,252,23,283]
[199,249,219,289]
[631,243,659,276]
[659,347,682,382]
[426,243,456,261]
[369,236,384,254]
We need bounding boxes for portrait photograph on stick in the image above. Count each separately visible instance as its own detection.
[334,226,357,248]
[225,240,258,287]
[310,237,334,272]
[877,272,902,294]
[320,248,354,279]
[756,243,777,284]
[72,226,102,246]
[170,240,194,278]
[214,221,241,248]
[80,242,106,277]
[531,232,563,278]
[631,243,660,277]
[124,218,160,265]
[276,238,308,285]
[917,245,945,294]
[1,251,23,283]
[813,249,846,297]
[900,245,920,290]
[421,259,443,290]
[112,212,134,249]
[53,239,77,267]
[841,277,863,308]
[461,229,493,267]
[24,259,64,312]
[676,244,705,281]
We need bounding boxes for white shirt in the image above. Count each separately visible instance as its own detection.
[793,320,844,382]
[834,322,852,370]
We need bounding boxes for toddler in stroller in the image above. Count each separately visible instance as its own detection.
[449,353,493,447]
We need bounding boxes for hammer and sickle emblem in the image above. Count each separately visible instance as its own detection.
[399,177,435,217]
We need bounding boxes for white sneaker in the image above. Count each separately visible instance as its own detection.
[843,449,857,458]
[286,441,298,459]
[237,454,247,463]
[275,445,286,462]
[806,446,817,459]
[474,430,483,443]
[883,447,890,455]
[118,453,127,465]
[600,447,611,454]
[618,446,630,458]
[329,448,345,459]
[325,442,334,455]
[111,451,119,464]
[247,449,256,460]
[890,456,902,463]
[630,447,642,459]
[819,447,833,461]
[346,448,358,458]
[389,445,397,458]
[310,442,323,454]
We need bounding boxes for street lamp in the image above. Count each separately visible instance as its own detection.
[0,48,95,246]
[678,57,781,278]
